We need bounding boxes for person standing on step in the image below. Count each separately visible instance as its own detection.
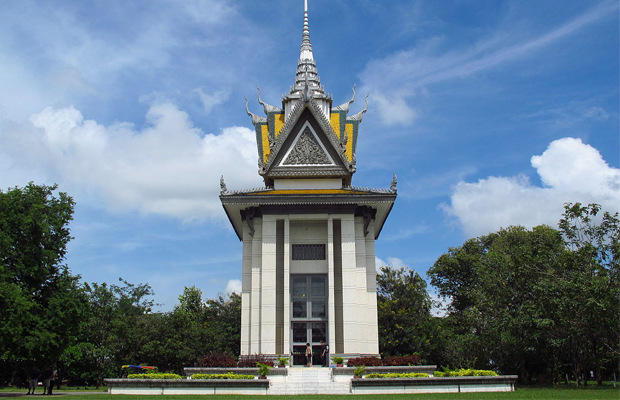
[305,343,312,367]
[320,340,329,367]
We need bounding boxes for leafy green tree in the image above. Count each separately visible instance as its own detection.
[557,203,619,385]
[428,225,568,381]
[0,182,85,369]
[62,279,155,386]
[377,266,433,359]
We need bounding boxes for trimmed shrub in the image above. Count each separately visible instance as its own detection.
[347,356,382,367]
[127,373,182,379]
[366,373,429,378]
[382,354,422,366]
[237,355,274,368]
[198,352,237,368]
[434,369,497,377]
[191,373,253,380]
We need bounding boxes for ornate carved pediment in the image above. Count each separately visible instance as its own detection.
[282,125,333,166]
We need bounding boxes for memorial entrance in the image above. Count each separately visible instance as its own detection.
[291,275,327,365]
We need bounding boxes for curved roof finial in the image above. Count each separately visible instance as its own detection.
[257,86,281,113]
[245,96,267,126]
[350,94,369,122]
[335,84,357,112]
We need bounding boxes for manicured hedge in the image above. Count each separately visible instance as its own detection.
[127,373,182,379]
[191,373,253,380]
[346,357,382,367]
[237,355,274,367]
[347,355,422,367]
[365,373,429,379]
[198,352,237,368]
[434,369,498,377]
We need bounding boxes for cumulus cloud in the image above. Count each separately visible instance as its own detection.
[195,87,231,115]
[225,279,242,295]
[375,256,410,273]
[443,137,620,237]
[370,90,419,126]
[0,102,262,220]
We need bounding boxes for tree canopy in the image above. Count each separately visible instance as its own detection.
[0,183,85,367]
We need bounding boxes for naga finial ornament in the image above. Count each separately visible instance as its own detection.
[335,84,356,112]
[257,86,281,113]
[245,96,266,126]
[220,175,227,194]
[350,93,369,121]
[390,174,397,193]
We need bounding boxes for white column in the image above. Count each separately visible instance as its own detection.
[283,216,291,356]
[250,218,263,354]
[354,216,369,353]
[240,224,253,355]
[340,215,358,353]
[365,219,379,355]
[327,217,336,355]
[261,215,278,355]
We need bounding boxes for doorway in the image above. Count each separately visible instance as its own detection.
[290,275,327,366]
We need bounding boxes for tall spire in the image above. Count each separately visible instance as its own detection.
[283,0,331,117]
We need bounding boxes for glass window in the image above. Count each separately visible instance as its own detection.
[311,276,325,296]
[293,300,307,318]
[292,276,307,297]
[312,300,326,318]
[293,323,307,343]
[311,322,326,343]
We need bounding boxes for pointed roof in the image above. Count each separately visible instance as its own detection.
[283,0,331,103]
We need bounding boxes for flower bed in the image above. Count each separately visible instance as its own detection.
[127,373,181,379]
[365,373,429,378]
[191,373,253,380]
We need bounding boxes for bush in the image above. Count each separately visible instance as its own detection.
[366,373,429,378]
[198,352,237,368]
[383,355,422,366]
[191,373,253,380]
[127,373,181,379]
[237,355,274,368]
[347,357,382,367]
[434,369,497,377]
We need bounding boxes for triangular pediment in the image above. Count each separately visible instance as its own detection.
[280,122,335,167]
[260,103,354,186]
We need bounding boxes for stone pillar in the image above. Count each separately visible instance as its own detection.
[354,216,369,353]
[283,217,291,356]
[327,217,336,355]
[261,215,278,355]
[240,223,253,355]
[250,218,263,354]
[340,215,358,352]
[364,218,379,354]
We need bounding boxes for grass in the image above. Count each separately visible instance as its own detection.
[0,387,617,399]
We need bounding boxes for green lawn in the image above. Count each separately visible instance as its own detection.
[1,387,618,399]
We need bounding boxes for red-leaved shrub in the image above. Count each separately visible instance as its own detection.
[198,352,237,368]
[382,354,422,366]
[347,356,382,367]
[237,355,274,368]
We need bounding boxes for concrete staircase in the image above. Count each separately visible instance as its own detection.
[269,367,350,395]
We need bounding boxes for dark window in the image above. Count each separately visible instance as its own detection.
[292,244,326,260]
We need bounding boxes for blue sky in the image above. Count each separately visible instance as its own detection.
[1,0,618,311]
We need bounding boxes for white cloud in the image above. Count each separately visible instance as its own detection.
[0,102,263,220]
[375,256,410,273]
[358,1,617,127]
[583,106,609,121]
[371,90,419,126]
[194,87,231,115]
[225,279,242,295]
[443,137,620,237]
